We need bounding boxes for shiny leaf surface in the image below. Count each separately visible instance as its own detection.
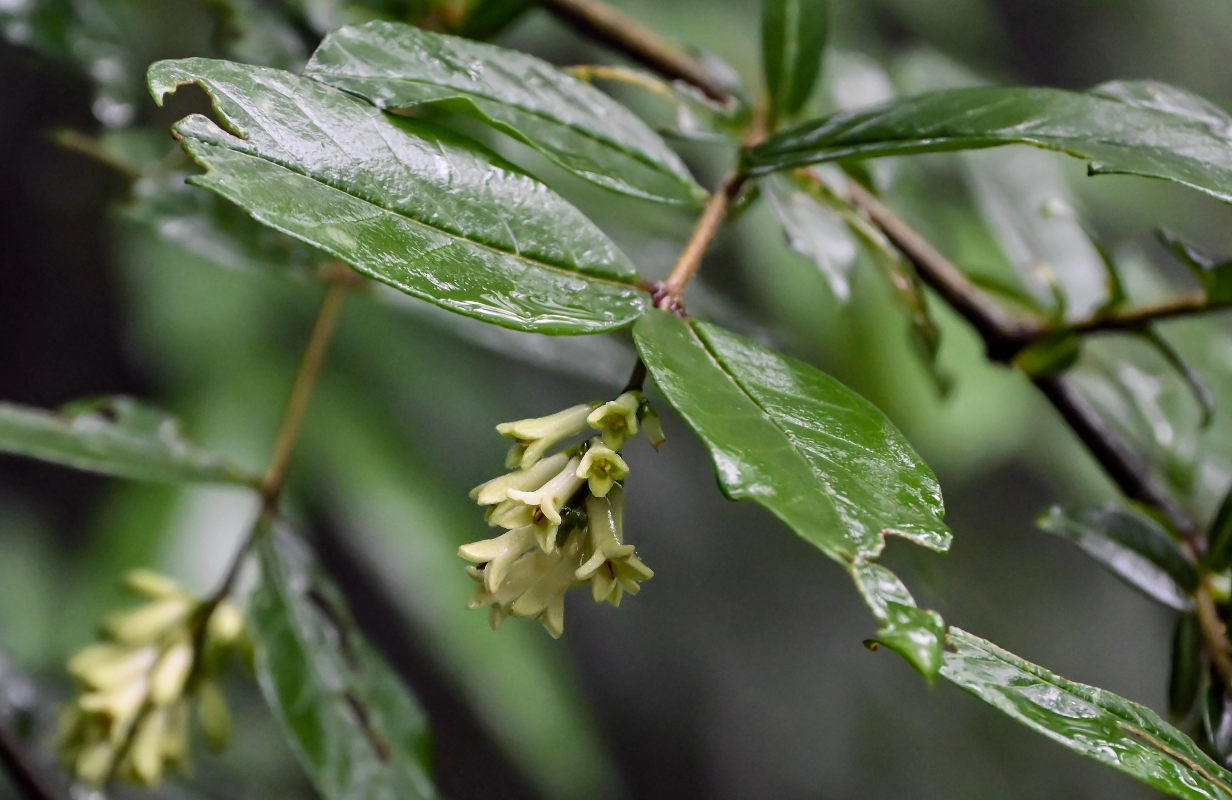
[1038,504,1197,610]
[852,562,945,681]
[634,310,951,563]
[761,0,828,125]
[0,397,257,486]
[149,58,646,335]
[943,628,1232,800]
[250,524,436,800]
[304,21,706,206]
[743,84,1232,204]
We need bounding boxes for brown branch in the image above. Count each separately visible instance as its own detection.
[843,179,1044,363]
[843,177,1199,536]
[1064,292,1227,336]
[0,725,59,800]
[542,0,730,103]
[657,172,746,311]
[1196,581,1232,690]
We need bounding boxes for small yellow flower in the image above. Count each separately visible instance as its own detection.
[576,488,654,606]
[505,456,585,530]
[586,391,640,449]
[467,536,585,638]
[59,570,245,787]
[458,524,539,592]
[497,404,594,468]
[470,452,569,506]
[575,439,630,497]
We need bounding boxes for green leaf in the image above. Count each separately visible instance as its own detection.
[1158,230,1232,305]
[867,601,945,682]
[761,0,829,126]
[943,627,1232,800]
[763,172,858,301]
[1038,504,1197,611]
[851,562,944,681]
[1203,483,1232,573]
[1169,613,1203,718]
[250,524,437,800]
[148,58,647,335]
[743,84,1232,204]
[304,21,707,207]
[0,397,258,486]
[633,310,951,564]
[1205,687,1232,766]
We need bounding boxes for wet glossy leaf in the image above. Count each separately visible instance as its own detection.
[761,0,828,126]
[149,58,646,335]
[1038,504,1197,610]
[250,524,437,800]
[1170,614,1203,718]
[867,601,945,682]
[634,310,951,564]
[1158,230,1232,305]
[0,397,258,486]
[304,21,706,206]
[944,627,1232,800]
[743,84,1232,204]
[763,173,858,301]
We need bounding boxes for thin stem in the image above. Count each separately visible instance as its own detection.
[1064,292,1226,335]
[843,178,1044,362]
[542,0,730,103]
[1033,376,1197,538]
[210,267,354,608]
[1196,581,1232,690]
[0,725,58,800]
[260,269,353,512]
[657,172,746,311]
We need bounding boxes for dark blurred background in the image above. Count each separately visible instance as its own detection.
[3,0,1232,798]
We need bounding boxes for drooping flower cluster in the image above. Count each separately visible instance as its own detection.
[459,391,664,637]
[58,570,245,786]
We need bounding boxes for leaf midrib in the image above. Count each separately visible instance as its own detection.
[180,122,640,292]
[946,628,1232,797]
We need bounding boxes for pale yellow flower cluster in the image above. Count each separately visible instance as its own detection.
[58,570,245,786]
[459,392,662,637]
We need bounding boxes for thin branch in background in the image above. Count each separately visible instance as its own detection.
[1066,292,1226,335]
[0,725,59,800]
[542,0,730,103]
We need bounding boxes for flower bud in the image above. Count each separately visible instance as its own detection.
[123,569,189,600]
[197,679,231,752]
[497,404,594,468]
[104,598,192,645]
[149,639,193,706]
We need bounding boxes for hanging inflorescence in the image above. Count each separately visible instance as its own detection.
[58,570,246,785]
[459,391,665,637]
